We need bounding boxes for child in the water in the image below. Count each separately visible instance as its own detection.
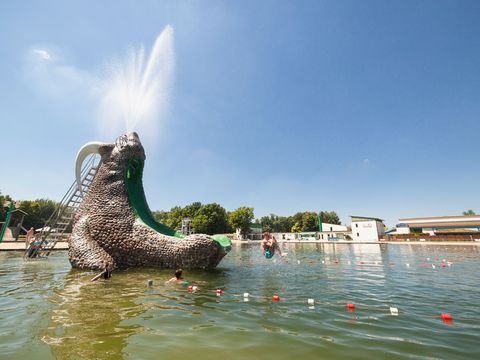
[261,232,286,259]
[166,269,185,284]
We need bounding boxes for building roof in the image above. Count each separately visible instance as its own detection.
[399,215,480,228]
[11,209,28,215]
[351,215,384,222]
[399,215,480,221]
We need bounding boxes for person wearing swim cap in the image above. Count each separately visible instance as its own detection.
[261,232,286,259]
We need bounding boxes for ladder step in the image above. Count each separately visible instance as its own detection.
[35,164,98,258]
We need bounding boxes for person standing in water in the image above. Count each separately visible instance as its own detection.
[91,260,113,282]
[25,227,34,249]
[261,232,286,259]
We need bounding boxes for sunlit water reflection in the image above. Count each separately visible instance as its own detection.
[1,243,479,359]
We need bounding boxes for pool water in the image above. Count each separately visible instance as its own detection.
[1,243,479,359]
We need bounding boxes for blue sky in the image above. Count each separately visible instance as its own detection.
[1,0,480,227]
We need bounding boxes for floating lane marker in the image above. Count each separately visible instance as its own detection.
[297,260,301,264]
[307,298,315,305]
[441,313,453,321]
[243,292,249,298]
[406,263,410,267]
[192,285,198,292]
[272,295,280,302]
[390,307,399,316]
[346,303,355,309]
[216,289,223,296]
[147,279,153,287]
[432,264,436,269]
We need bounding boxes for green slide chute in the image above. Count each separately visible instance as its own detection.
[0,203,13,243]
[125,159,231,251]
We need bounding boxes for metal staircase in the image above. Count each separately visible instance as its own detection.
[30,154,101,258]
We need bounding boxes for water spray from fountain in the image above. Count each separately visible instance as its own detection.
[97,25,175,140]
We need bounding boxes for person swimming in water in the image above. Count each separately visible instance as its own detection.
[166,269,185,284]
[261,232,286,259]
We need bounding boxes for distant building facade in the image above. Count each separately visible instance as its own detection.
[318,222,350,241]
[239,223,263,240]
[351,216,385,241]
[393,215,480,235]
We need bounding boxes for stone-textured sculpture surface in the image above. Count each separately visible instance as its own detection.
[69,132,230,270]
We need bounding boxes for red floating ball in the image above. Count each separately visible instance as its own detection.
[272,295,280,302]
[347,303,355,309]
[187,285,193,291]
[441,313,453,321]
[216,289,222,294]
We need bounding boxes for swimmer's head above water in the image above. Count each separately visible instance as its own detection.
[175,269,183,280]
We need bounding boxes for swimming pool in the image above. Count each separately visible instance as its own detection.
[1,243,479,359]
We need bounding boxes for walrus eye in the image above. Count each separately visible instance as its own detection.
[115,134,128,148]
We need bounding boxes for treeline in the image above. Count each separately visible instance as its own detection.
[153,203,340,235]
[256,211,340,233]
[152,202,254,236]
[1,192,57,230]
[2,190,340,236]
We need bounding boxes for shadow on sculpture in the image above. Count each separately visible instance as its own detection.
[69,132,231,270]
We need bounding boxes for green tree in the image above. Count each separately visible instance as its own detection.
[153,210,169,225]
[0,191,13,222]
[192,203,229,235]
[18,199,58,230]
[301,212,318,231]
[463,210,476,216]
[229,207,254,238]
[166,206,184,230]
[291,222,301,233]
[183,202,202,219]
[319,211,341,225]
[259,215,274,232]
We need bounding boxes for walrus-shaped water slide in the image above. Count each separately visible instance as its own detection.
[69,132,231,270]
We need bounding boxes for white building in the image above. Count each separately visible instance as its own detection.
[318,222,350,240]
[351,216,385,241]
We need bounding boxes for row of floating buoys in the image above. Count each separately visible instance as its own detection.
[295,259,455,267]
[146,280,455,323]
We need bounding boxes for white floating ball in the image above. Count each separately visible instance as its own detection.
[390,307,399,316]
